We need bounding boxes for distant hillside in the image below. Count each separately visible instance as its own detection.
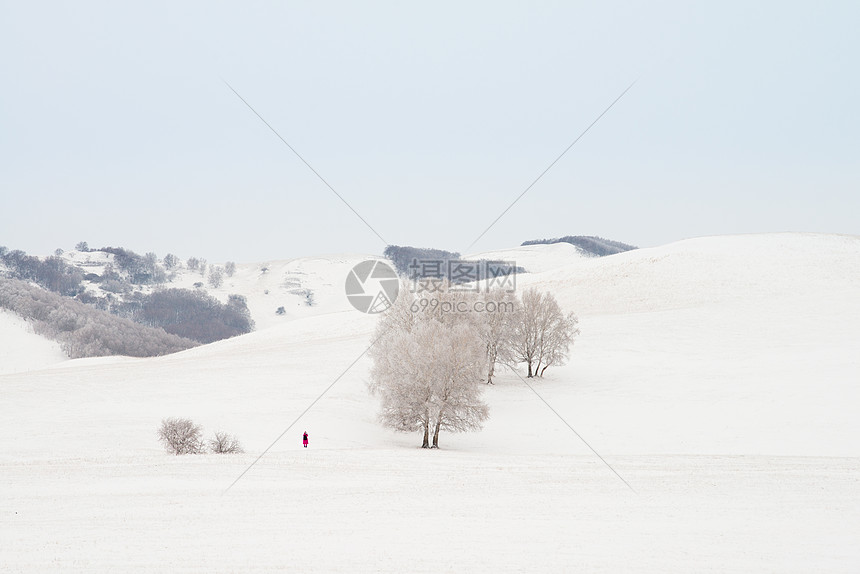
[521,236,637,257]
[0,243,254,353]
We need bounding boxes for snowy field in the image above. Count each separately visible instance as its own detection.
[2,233,859,572]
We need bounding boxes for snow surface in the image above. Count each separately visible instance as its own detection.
[2,233,859,572]
[0,309,67,375]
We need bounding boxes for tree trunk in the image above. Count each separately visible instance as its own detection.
[527,360,533,378]
[486,346,498,384]
[421,421,430,448]
[539,364,548,377]
[431,420,441,448]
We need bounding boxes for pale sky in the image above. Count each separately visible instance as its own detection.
[2,1,858,263]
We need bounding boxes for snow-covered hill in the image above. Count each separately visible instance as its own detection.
[57,248,383,330]
[2,233,858,572]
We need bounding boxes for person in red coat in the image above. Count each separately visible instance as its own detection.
[302,431,308,448]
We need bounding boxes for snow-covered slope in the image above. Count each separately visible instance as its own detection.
[498,233,860,457]
[509,232,860,315]
[2,233,858,572]
[188,254,384,330]
[0,309,67,375]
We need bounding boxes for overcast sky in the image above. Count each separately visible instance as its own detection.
[2,1,858,262]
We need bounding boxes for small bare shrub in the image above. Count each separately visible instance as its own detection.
[158,417,205,455]
[208,431,244,454]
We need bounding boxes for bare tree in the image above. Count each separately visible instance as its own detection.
[208,431,244,454]
[512,288,579,377]
[157,418,205,455]
[208,266,224,288]
[163,253,180,269]
[368,289,489,448]
[224,261,236,277]
[186,257,200,271]
[144,252,166,284]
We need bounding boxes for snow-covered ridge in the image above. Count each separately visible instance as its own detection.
[511,232,860,315]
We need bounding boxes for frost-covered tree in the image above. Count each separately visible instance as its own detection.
[512,288,579,377]
[225,261,236,277]
[158,418,205,455]
[369,287,488,448]
[477,289,520,384]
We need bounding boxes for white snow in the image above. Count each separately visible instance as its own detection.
[0,309,67,375]
[2,233,859,572]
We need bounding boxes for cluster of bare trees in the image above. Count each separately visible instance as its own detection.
[368,283,578,448]
[383,245,460,276]
[0,277,197,358]
[157,418,243,455]
[99,247,167,285]
[134,289,254,344]
[511,289,580,378]
[0,248,84,296]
